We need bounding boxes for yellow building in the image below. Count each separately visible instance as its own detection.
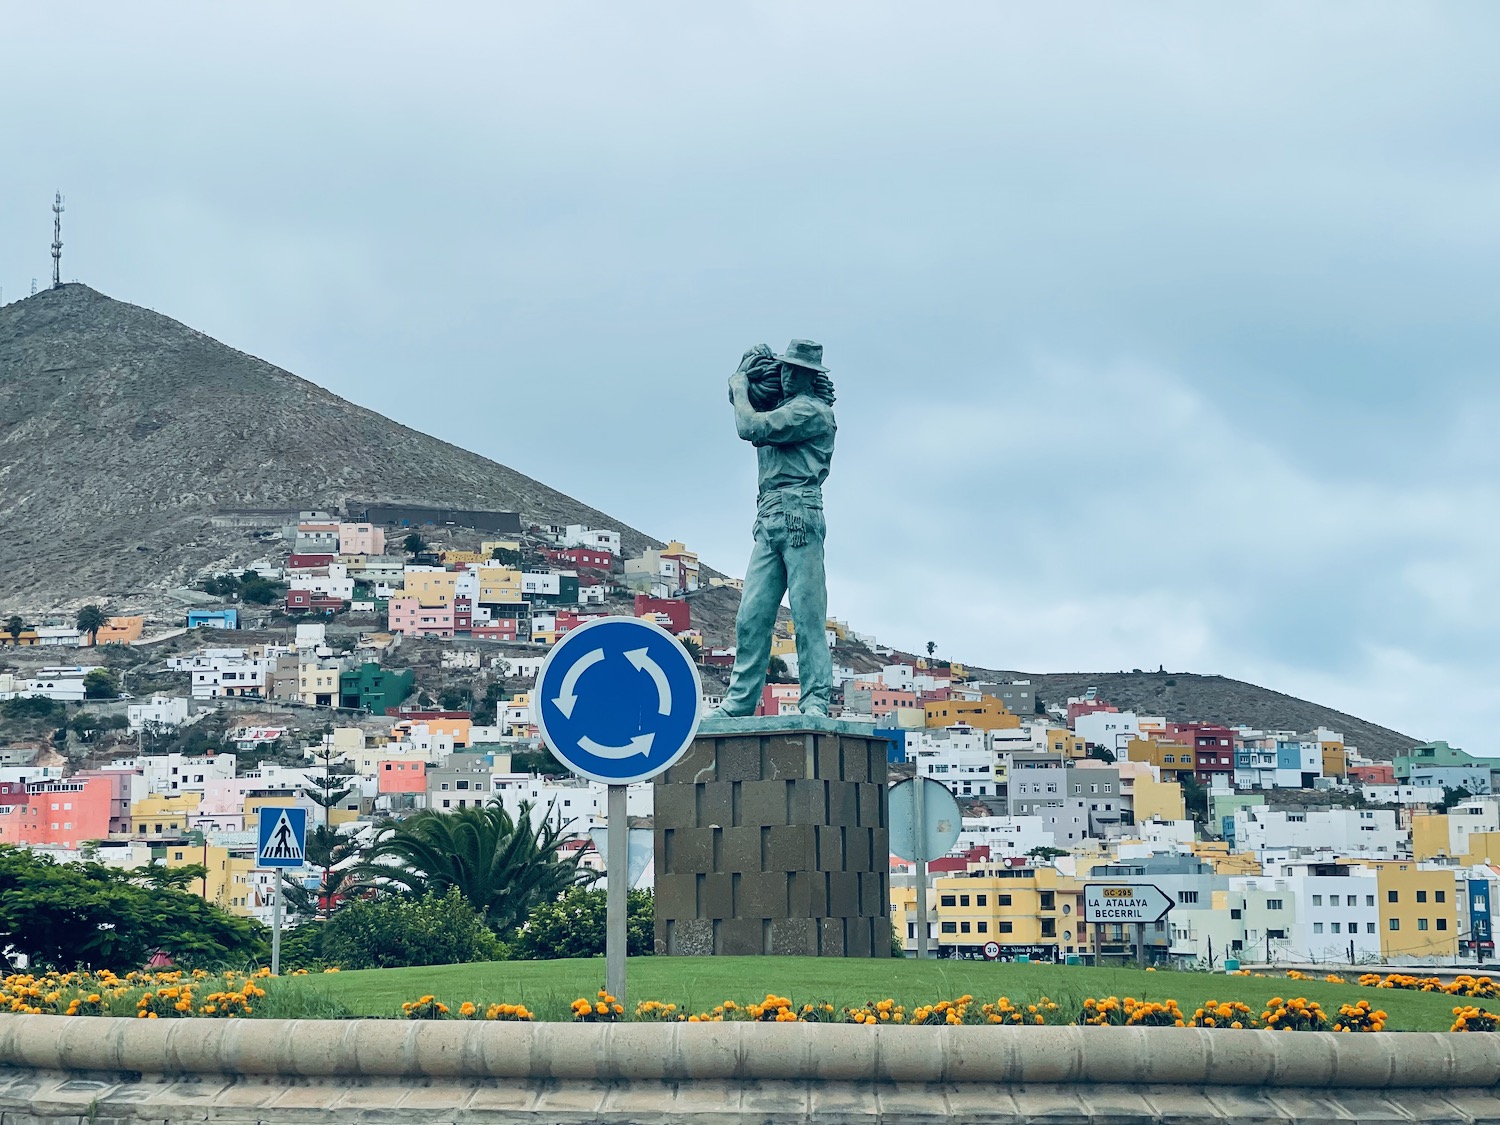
[164,842,259,915]
[770,635,797,658]
[391,714,473,747]
[297,662,342,707]
[128,792,201,837]
[1126,737,1196,781]
[1321,741,1348,779]
[477,565,523,604]
[1412,814,1451,862]
[403,570,459,606]
[440,550,485,565]
[1363,861,1460,960]
[242,792,313,833]
[0,629,40,647]
[1045,728,1088,759]
[1192,841,1261,875]
[481,539,522,556]
[894,864,1086,957]
[924,696,1020,730]
[1131,775,1186,822]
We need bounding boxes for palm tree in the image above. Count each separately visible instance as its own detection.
[402,532,428,557]
[353,800,589,933]
[284,824,361,920]
[76,605,107,646]
[3,616,24,643]
[926,640,936,659]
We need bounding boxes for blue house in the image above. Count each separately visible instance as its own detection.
[187,608,240,630]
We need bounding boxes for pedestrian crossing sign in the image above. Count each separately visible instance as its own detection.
[256,806,307,868]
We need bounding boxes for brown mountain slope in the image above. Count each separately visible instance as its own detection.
[962,667,1421,760]
[0,284,664,613]
[0,284,1423,755]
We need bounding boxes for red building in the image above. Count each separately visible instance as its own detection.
[1165,722,1236,783]
[756,683,800,717]
[0,777,113,849]
[1067,698,1118,727]
[287,553,336,569]
[286,589,344,615]
[633,594,690,634]
[0,782,27,806]
[543,547,614,573]
[453,595,473,633]
[1349,762,1395,785]
[471,621,521,642]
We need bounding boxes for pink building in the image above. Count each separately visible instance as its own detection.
[338,522,386,556]
[378,760,428,795]
[389,595,455,637]
[757,683,800,717]
[0,776,113,849]
[74,769,142,834]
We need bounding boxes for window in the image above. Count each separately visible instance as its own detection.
[1417,890,1428,903]
[1388,891,1399,903]
[1418,918,1429,931]
[959,894,971,907]
[1346,895,1358,906]
[1314,922,1324,934]
[1230,908,1242,919]
[941,922,957,934]
[960,922,971,934]
[940,895,956,907]
[1178,891,1198,904]
[1438,918,1448,931]
[1331,922,1341,934]
[1436,890,1447,903]
[977,922,988,933]
[1266,899,1283,910]
[1104,783,1113,793]
[1366,895,1375,907]
[1040,892,1055,910]
[1367,923,1376,934]
[976,894,988,907]
[998,894,1012,907]
[1389,918,1400,931]
[1041,919,1056,938]
[998,921,1013,934]
[1312,895,1323,906]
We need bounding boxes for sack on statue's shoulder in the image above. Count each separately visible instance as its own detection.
[740,345,783,412]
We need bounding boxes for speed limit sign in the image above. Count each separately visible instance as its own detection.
[982,941,1001,960]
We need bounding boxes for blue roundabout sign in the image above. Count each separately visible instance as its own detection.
[532,615,703,785]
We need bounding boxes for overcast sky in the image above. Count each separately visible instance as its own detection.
[4,4,1498,750]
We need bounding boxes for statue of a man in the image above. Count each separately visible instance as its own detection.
[715,340,837,717]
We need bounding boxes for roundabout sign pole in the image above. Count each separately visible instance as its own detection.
[534,615,703,1006]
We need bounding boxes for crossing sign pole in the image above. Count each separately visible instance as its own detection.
[256,806,308,976]
[533,616,703,1008]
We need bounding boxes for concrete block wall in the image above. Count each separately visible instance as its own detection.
[5,1014,1500,1123]
[653,723,891,957]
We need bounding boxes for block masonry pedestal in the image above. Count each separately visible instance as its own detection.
[653,715,891,957]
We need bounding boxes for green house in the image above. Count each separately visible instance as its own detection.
[339,662,415,715]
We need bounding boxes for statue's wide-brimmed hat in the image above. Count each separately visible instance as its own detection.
[776,339,829,373]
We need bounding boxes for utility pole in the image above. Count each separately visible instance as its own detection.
[51,193,64,288]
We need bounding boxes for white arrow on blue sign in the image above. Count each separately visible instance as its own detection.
[533,616,703,785]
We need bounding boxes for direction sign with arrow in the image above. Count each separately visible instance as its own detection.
[1081,882,1175,924]
[533,615,702,786]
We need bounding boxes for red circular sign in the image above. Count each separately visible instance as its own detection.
[982,941,1001,960]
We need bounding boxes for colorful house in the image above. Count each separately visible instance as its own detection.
[92,616,143,645]
[338,662,415,714]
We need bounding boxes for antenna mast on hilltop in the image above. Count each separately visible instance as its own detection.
[50,192,65,288]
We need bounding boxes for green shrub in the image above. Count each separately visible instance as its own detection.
[320,888,502,969]
[513,888,653,960]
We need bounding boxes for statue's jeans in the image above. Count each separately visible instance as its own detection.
[718,489,832,717]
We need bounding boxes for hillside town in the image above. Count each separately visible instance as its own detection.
[1,508,1496,970]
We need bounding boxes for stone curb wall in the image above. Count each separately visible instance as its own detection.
[4,1013,1500,1088]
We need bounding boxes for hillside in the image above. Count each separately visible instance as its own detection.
[965,668,1421,760]
[0,284,1423,754]
[0,284,664,614]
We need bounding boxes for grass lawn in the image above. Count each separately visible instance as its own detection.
[273,957,1472,1031]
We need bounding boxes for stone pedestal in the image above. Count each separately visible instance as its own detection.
[653,715,890,957]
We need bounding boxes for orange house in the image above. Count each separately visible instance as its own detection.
[390,712,472,748]
[92,616,144,645]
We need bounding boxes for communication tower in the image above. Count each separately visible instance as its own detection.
[51,192,65,288]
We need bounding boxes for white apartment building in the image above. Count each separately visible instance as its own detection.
[563,525,622,555]
[1073,711,1143,758]
[907,728,995,797]
[1233,806,1403,861]
[288,563,355,601]
[126,694,191,731]
[954,815,1050,858]
[105,752,235,796]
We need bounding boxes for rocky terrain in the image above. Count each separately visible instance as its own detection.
[0,284,665,616]
[0,284,1422,755]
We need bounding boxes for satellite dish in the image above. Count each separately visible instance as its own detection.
[888,777,962,862]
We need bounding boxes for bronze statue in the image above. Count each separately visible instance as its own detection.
[715,340,837,717]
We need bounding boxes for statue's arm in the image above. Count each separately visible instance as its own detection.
[735,397,829,447]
